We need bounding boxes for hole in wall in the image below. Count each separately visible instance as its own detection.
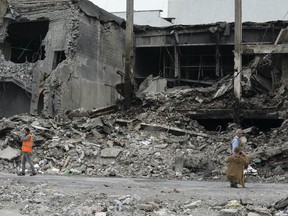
[196,118,284,132]
[4,20,49,63]
[37,91,44,115]
[0,82,31,117]
[52,50,66,70]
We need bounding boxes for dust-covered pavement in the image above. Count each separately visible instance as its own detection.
[0,172,287,216]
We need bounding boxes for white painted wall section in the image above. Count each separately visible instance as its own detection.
[113,10,172,27]
[168,0,288,25]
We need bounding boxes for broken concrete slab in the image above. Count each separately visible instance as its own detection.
[0,121,14,136]
[0,146,20,160]
[213,79,233,99]
[143,78,167,93]
[31,124,49,131]
[220,209,239,215]
[275,197,288,210]
[101,148,122,158]
[88,105,117,118]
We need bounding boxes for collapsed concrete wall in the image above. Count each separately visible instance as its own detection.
[64,10,125,111]
[0,0,8,27]
[0,0,126,117]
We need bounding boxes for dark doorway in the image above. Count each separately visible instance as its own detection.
[37,91,44,115]
[0,82,31,117]
[196,119,233,131]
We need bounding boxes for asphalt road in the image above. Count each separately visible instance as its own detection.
[0,172,287,215]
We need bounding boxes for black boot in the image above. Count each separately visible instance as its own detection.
[230,182,238,188]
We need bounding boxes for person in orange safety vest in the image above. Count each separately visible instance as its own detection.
[17,128,36,176]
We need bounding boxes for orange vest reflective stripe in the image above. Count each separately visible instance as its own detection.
[22,134,33,153]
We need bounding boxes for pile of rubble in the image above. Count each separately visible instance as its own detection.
[0,88,287,183]
[0,51,34,90]
[0,73,288,215]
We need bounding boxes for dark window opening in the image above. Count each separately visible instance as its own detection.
[196,118,284,132]
[52,51,66,70]
[5,20,49,63]
[37,91,44,115]
[135,47,162,78]
[196,119,233,131]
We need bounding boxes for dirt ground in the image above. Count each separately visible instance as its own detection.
[0,172,287,216]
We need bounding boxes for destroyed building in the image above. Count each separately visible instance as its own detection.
[0,2,287,215]
[0,0,126,118]
[1,0,288,131]
[133,21,288,130]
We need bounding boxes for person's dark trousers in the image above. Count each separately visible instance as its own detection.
[21,152,36,174]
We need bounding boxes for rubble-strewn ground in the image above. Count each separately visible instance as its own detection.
[0,172,288,216]
[0,83,288,215]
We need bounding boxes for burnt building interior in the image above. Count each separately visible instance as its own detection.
[134,22,288,131]
[135,22,283,84]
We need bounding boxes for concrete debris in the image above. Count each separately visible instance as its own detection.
[275,197,288,210]
[0,104,285,215]
[0,146,20,160]
[0,49,287,215]
[0,100,287,182]
[183,200,202,209]
[220,209,240,216]
[100,147,122,158]
[244,165,258,176]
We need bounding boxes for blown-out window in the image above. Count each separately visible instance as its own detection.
[5,20,49,63]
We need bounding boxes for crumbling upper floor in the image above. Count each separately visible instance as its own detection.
[0,0,126,117]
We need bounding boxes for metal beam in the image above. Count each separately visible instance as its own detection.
[243,44,288,54]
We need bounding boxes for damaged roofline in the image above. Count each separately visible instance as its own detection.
[76,0,126,27]
[134,20,288,32]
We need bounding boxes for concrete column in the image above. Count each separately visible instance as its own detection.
[234,0,242,101]
[30,64,41,115]
[173,31,180,79]
[216,32,220,77]
[174,45,180,78]
[124,0,134,108]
